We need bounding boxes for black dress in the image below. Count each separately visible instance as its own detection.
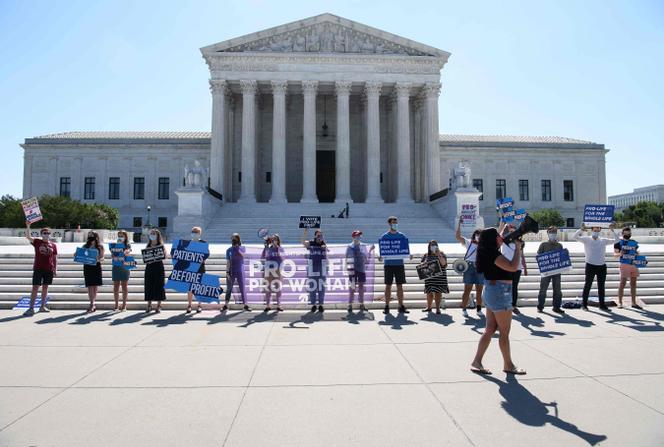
[144,256,166,301]
[82,244,103,287]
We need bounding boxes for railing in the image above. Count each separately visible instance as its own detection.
[429,188,449,202]
[207,187,223,201]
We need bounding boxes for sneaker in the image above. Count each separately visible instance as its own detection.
[243,305,252,312]
[512,307,521,315]
[383,305,390,315]
[537,306,544,313]
[196,306,202,313]
[317,305,324,313]
[23,308,35,317]
[436,308,441,315]
[359,304,367,312]
[39,306,50,313]
[222,304,228,312]
[311,305,317,313]
[582,305,589,311]
[422,308,432,313]
[599,305,612,312]
[276,306,284,312]
[462,308,469,317]
[398,305,409,314]
[632,304,643,310]
[552,307,566,315]
[264,306,271,313]
[476,308,483,316]
[347,305,353,313]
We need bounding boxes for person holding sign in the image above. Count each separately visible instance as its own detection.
[186,226,206,313]
[499,222,528,315]
[614,227,643,309]
[420,240,449,314]
[302,228,328,313]
[379,216,412,315]
[262,234,284,312]
[573,223,618,311]
[77,231,105,313]
[224,233,250,312]
[455,217,484,317]
[110,230,132,312]
[471,228,526,375]
[536,226,565,314]
[144,228,167,312]
[24,224,57,316]
[346,230,374,313]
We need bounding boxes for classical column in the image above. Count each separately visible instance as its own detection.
[238,80,257,203]
[424,82,442,199]
[269,80,288,204]
[364,81,382,203]
[395,82,413,203]
[301,80,318,203]
[209,79,228,200]
[335,80,353,203]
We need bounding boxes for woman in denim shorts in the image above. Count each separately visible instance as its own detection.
[470,228,526,376]
[455,218,484,317]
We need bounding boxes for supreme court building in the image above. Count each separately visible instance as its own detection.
[21,14,608,239]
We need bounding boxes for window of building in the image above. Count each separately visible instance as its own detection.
[84,177,95,200]
[519,179,529,201]
[59,177,71,198]
[541,180,552,201]
[158,217,168,228]
[566,218,575,228]
[266,172,271,183]
[473,179,483,200]
[133,177,145,200]
[238,171,242,183]
[158,177,169,200]
[496,179,507,200]
[108,177,120,200]
[564,180,574,202]
[133,216,142,227]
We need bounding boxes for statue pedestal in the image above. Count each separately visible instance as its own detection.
[450,188,485,236]
[173,188,214,238]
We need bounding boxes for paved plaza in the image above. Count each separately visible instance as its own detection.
[0,305,663,446]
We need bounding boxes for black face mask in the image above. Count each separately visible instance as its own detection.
[624,234,631,240]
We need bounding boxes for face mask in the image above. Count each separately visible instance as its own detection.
[191,233,200,240]
[591,231,600,239]
[432,246,439,253]
[548,233,558,242]
[232,238,239,246]
[87,236,95,242]
[117,237,125,243]
[624,234,631,240]
[352,237,360,244]
[390,224,398,231]
[41,233,50,241]
[149,234,157,241]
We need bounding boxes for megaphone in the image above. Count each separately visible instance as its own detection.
[453,259,469,275]
[503,214,539,244]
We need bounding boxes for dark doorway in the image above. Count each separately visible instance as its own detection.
[316,151,335,202]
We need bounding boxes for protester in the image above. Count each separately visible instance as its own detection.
[420,240,449,314]
[499,222,528,315]
[262,234,284,312]
[224,233,250,312]
[79,231,104,313]
[379,216,412,314]
[573,223,618,311]
[346,230,374,313]
[471,228,526,375]
[614,227,643,309]
[536,226,565,314]
[186,226,206,314]
[24,223,57,316]
[455,217,484,317]
[144,228,166,312]
[302,228,328,313]
[111,230,131,312]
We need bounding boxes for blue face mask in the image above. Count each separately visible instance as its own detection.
[149,234,157,241]
[390,223,398,231]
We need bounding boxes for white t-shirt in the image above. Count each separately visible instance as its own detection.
[500,242,521,271]
[462,237,478,263]
[573,229,619,266]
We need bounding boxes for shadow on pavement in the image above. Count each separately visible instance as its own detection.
[604,310,663,332]
[514,313,566,339]
[110,311,153,326]
[70,311,114,325]
[377,312,417,330]
[483,374,608,445]
[420,311,454,326]
[462,314,485,335]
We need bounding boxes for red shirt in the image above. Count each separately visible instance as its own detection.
[32,239,58,272]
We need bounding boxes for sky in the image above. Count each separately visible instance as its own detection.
[0,0,662,198]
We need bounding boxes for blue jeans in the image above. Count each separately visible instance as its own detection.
[309,276,326,305]
[482,281,513,312]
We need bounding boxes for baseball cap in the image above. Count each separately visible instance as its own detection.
[351,230,363,238]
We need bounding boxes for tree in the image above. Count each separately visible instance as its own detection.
[0,195,119,229]
[0,195,23,227]
[615,201,664,228]
[530,209,565,228]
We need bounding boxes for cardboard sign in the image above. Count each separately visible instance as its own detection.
[379,233,410,260]
[618,240,639,265]
[633,255,648,268]
[536,249,572,277]
[109,243,125,267]
[74,247,99,265]
[583,205,614,228]
[13,296,50,310]
[460,204,478,232]
[166,239,222,303]
[299,215,322,229]
[416,259,442,280]
[141,246,166,264]
[21,197,43,224]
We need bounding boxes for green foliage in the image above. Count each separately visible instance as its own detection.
[614,201,664,228]
[530,208,566,228]
[0,195,119,229]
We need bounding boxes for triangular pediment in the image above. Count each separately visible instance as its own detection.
[201,13,449,58]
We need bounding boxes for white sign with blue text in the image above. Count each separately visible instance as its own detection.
[583,205,614,228]
[536,249,573,277]
[379,233,410,260]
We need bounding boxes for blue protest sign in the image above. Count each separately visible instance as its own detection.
[109,243,125,267]
[169,239,209,273]
[379,233,410,260]
[123,255,137,270]
[190,273,222,303]
[583,204,614,228]
[536,249,573,277]
[514,208,527,224]
[633,255,648,268]
[496,197,515,222]
[618,240,639,265]
[74,247,98,265]
[166,239,221,302]
[13,296,50,310]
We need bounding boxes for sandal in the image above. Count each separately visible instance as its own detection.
[503,367,527,375]
[146,305,153,313]
[470,365,492,375]
[186,306,192,314]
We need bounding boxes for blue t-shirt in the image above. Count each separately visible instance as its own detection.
[380,231,407,266]
[225,245,245,275]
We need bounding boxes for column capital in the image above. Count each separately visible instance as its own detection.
[423,82,442,98]
[364,81,382,97]
[240,79,258,95]
[335,80,353,96]
[395,82,412,98]
[271,80,288,95]
[302,80,318,95]
[209,79,228,96]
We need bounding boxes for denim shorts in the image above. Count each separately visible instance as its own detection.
[463,262,485,286]
[482,281,513,312]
